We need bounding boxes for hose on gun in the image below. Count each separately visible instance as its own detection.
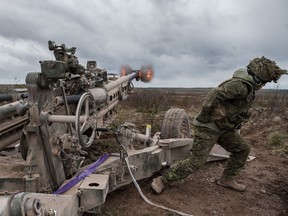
[124,157,193,216]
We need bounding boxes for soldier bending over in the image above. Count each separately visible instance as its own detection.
[152,57,287,193]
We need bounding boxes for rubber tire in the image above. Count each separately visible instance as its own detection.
[161,108,191,139]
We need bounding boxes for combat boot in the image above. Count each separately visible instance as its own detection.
[217,177,246,192]
[151,176,165,194]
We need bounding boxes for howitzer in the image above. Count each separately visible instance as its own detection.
[0,41,200,215]
[0,100,28,121]
[19,40,155,189]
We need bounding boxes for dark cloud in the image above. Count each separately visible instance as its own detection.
[0,0,287,88]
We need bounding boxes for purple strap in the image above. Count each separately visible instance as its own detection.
[53,153,110,195]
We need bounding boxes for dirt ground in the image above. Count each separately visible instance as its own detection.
[98,90,288,216]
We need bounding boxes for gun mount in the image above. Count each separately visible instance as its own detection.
[0,41,218,215]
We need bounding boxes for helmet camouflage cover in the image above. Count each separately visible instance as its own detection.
[247,56,287,83]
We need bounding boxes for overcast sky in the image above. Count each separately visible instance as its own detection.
[1,0,288,89]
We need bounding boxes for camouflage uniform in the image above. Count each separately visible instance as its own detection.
[163,68,255,183]
[151,56,287,193]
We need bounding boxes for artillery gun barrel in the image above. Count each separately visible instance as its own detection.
[105,73,137,92]
[0,89,27,102]
[0,100,28,121]
[89,73,137,106]
[0,94,13,102]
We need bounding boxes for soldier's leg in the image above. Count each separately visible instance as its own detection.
[217,130,251,180]
[162,126,220,184]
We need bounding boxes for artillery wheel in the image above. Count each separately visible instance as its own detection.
[75,92,97,148]
[161,108,190,139]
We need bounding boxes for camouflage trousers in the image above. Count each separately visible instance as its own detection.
[163,125,251,184]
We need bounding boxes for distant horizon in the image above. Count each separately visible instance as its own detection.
[1,84,287,91]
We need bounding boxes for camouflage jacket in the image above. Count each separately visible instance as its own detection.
[195,68,256,130]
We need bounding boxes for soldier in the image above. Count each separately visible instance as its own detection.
[152,56,287,194]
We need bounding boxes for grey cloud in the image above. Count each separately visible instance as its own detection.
[0,0,287,88]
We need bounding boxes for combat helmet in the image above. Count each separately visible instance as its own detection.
[247,56,287,83]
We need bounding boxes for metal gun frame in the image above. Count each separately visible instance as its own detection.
[0,41,228,215]
[0,41,194,215]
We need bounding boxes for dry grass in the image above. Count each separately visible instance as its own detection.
[254,90,288,117]
[121,88,288,157]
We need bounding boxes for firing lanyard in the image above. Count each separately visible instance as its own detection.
[53,153,110,195]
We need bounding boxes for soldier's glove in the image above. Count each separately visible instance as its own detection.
[196,107,213,123]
